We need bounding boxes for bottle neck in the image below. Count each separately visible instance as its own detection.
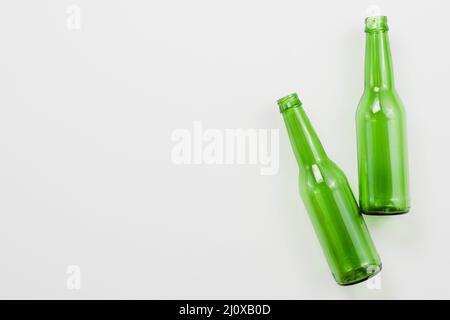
[282,106,328,169]
[364,30,395,90]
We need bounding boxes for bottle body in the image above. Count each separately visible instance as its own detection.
[356,16,410,215]
[298,158,381,285]
[279,93,381,285]
[357,88,409,214]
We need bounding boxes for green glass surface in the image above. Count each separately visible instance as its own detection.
[278,93,381,285]
[356,16,410,215]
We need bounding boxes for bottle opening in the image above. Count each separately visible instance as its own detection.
[277,93,302,113]
[365,16,388,33]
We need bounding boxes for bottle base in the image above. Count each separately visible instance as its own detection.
[334,263,382,286]
[362,207,410,216]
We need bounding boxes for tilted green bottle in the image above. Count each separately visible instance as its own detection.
[278,93,381,285]
[356,16,410,215]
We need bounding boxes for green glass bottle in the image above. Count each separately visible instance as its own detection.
[278,93,381,285]
[356,16,410,215]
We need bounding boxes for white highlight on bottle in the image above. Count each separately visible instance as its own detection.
[372,100,381,113]
[312,164,324,183]
[366,5,382,17]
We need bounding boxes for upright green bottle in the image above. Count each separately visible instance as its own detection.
[356,16,410,215]
[278,93,381,285]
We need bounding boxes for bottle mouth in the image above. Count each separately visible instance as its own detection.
[365,16,389,33]
[277,93,302,113]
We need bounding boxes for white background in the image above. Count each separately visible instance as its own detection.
[0,0,448,299]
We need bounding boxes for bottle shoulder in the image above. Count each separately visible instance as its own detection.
[299,159,348,192]
[356,88,406,120]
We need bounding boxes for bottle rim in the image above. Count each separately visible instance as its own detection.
[277,93,302,113]
[365,16,389,33]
